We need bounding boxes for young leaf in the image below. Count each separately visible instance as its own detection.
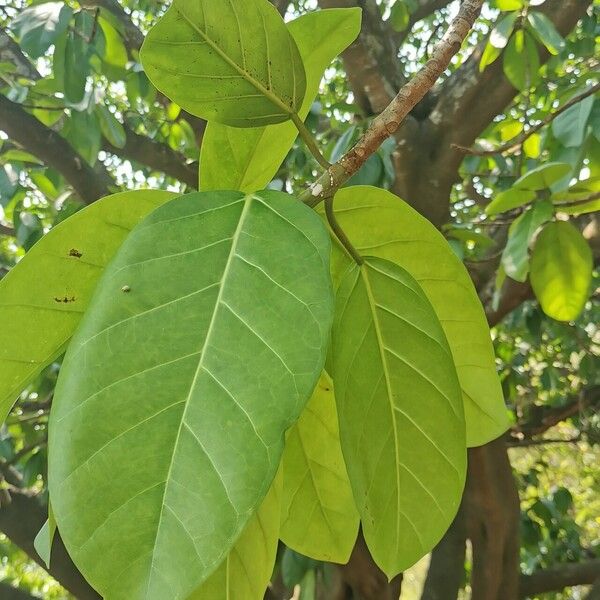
[332,257,466,578]
[281,372,359,563]
[530,221,593,321]
[200,8,361,192]
[188,471,282,600]
[10,2,73,59]
[514,162,572,191]
[527,11,565,55]
[49,191,334,600]
[551,93,594,148]
[486,188,537,216]
[320,186,508,448]
[496,0,523,10]
[0,190,178,426]
[503,31,540,92]
[140,0,307,127]
[501,200,554,282]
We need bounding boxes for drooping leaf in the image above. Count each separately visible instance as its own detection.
[63,12,94,104]
[490,13,518,49]
[200,8,361,192]
[281,372,359,563]
[0,190,178,425]
[486,187,537,215]
[34,504,57,569]
[501,200,554,282]
[332,257,466,577]
[320,186,508,447]
[514,162,572,191]
[49,190,333,600]
[188,471,282,600]
[552,93,594,148]
[140,0,306,127]
[11,2,73,59]
[530,221,593,321]
[503,31,540,91]
[527,11,565,55]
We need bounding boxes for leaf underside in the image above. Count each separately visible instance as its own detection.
[333,257,466,577]
[141,0,306,127]
[49,190,333,600]
[0,190,177,425]
[320,186,509,447]
[200,8,362,192]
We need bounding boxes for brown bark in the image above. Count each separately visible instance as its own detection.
[0,583,38,600]
[466,438,521,600]
[519,560,600,598]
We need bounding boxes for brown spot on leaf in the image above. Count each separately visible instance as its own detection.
[54,296,76,304]
[69,248,83,258]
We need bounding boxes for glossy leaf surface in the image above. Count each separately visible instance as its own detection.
[332,257,466,577]
[49,190,333,600]
[141,0,306,127]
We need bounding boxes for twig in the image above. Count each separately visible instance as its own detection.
[300,0,484,206]
[453,83,600,157]
[0,224,15,236]
[291,113,331,170]
[325,195,363,265]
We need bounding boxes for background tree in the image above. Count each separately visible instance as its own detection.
[0,0,598,599]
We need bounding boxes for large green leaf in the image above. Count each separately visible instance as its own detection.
[320,186,508,447]
[281,372,359,563]
[501,199,553,282]
[200,8,361,192]
[514,162,571,191]
[332,257,466,577]
[551,93,594,148]
[503,30,540,91]
[530,221,593,321]
[140,0,306,127]
[49,190,333,600]
[0,190,177,425]
[188,471,282,600]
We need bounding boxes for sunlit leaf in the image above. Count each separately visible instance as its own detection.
[527,11,565,55]
[49,190,333,600]
[0,190,178,425]
[141,0,306,127]
[514,162,572,191]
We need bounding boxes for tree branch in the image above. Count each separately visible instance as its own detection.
[520,560,600,598]
[0,95,114,204]
[0,224,15,237]
[0,27,39,80]
[102,127,199,188]
[302,0,484,206]
[0,583,39,600]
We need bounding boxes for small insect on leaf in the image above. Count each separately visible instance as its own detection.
[68,249,83,258]
[121,285,131,293]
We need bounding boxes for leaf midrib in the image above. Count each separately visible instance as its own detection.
[176,4,294,118]
[147,195,252,595]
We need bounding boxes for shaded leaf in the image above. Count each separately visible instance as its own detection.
[503,31,540,91]
[332,257,466,577]
[320,186,508,447]
[97,105,126,149]
[530,221,593,321]
[281,372,359,563]
[552,93,594,148]
[34,505,57,569]
[141,0,306,127]
[527,11,565,55]
[49,191,333,600]
[0,190,177,425]
[486,188,537,216]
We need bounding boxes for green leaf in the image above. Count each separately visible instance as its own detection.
[281,372,359,563]
[64,12,94,103]
[486,187,537,215]
[530,221,593,321]
[390,2,410,32]
[479,41,502,72]
[140,0,306,127]
[34,505,57,569]
[523,133,541,158]
[11,2,73,59]
[501,200,554,282]
[556,199,600,216]
[332,257,466,577]
[98,17,129,78]
[514,162,572,191]
[0,190,178,425]
[321,186,508,447]
[49,191,333,600]
[496,0,523,10]
[97,105,127,149]
[490,13,518,49]
[200,8,361,192]
[503,31,540,91]
[551,93,594,148]
[527,12,565,55]
[188,471,282,600]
